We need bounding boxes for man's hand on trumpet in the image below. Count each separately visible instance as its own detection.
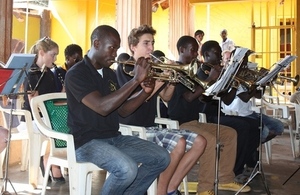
[132,57,152,83]
[206,64,223,84]
[141,77,155,94]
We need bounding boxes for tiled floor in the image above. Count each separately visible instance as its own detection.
[1,133,300,195]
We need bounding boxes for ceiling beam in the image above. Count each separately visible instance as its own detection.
[189,0,246,4]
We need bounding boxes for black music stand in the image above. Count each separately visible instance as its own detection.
[0,54,35,195]
[204,47,249,97]
[204,47,250,195]
[235,55,297,195]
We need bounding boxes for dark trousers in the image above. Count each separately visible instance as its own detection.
[210,115,260,175]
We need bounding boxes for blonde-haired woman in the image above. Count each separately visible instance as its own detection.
[18,37,65,182]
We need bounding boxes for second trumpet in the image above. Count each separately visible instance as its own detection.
[112,59,206,92]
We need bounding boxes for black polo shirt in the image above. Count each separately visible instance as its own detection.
[168,82,219,125]
[22,64,56,119]
[115,57,159,127]
[65,56,120,149]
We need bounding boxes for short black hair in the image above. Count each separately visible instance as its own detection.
[194,30,204,37]
[176,35,197,54]
[152,50,165,58]
[201,40,220,56]
[220,29,227,34]
[117,53,130,62]
[197,40,221,81]
[64,44,82,57]
[91,25,120,46]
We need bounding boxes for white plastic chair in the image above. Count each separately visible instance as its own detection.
[118,124,158,195]
[262,99,296,159]
[156,96,189,194]
[0,96,49,188]
[30,92,104,195]
[119,117,189,195]
[290,102,300,157]
[0,96,30,178]
[249,105,273,164]
[263,94,280,105]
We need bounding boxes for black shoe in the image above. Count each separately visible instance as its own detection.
[50,167,66,183]
[40,156,65,183]
[40,156,51,183]
[176,190,182,195]
[168,190,182,195]
[262,134,277,144]
[52,176,66,183]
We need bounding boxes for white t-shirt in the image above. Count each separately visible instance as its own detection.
[290,91,300,104]
[221,85,253,116]
[220,38,235,52]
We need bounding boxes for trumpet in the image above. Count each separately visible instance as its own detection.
[111,59,207,92]
[274,74,299,86]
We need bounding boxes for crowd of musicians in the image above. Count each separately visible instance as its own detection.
[0,24,288,195]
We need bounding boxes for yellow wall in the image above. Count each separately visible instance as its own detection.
[194,2,253,48]
[152,6,170,57]
[50,0,116,67]
[12,15,40,53]
[11,0,296,70]
[194,0,296,68]
[12,0,116,68]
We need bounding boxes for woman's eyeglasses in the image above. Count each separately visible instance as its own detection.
[41,36,51,44]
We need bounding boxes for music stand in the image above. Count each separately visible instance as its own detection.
[204,47,249,96]
[203,47,250,195]
[235,55,297,195]
[0,54,35,195]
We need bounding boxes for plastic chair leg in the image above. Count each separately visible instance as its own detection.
[29,134,45,188]
[20,139,29,171]
[147,178,157,195]
[288,125,296,158]
[0,149,7,178]
[264,141,271,164]
[181,175,189,195]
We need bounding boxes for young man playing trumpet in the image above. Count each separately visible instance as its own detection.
[116,24,207,195]
[168,36,251,195]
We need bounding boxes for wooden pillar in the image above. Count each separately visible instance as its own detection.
[169,0,192,59]
[116,0,152,54]
[0,0,13,64]
[40,10,51,38]
[140,0,152,25]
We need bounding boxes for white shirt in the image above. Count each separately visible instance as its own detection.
[221,85,253,116]
[290,91,300,104]
[97,69,103,77]
[220,38,235,52]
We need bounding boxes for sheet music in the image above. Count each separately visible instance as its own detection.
[5,54,36,69]
[256,55,297,86]
[204,47,249,96]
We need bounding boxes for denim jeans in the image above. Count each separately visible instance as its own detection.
[75,135,170,195]
[248,112,284,142]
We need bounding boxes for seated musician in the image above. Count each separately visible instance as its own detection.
[290,87,300,104]
[168,37,251,195]
[220,51,284,177]
[116,24,207,195]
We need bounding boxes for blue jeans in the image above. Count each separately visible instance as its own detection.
[248,112,284,142]
[75,135,170,195]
